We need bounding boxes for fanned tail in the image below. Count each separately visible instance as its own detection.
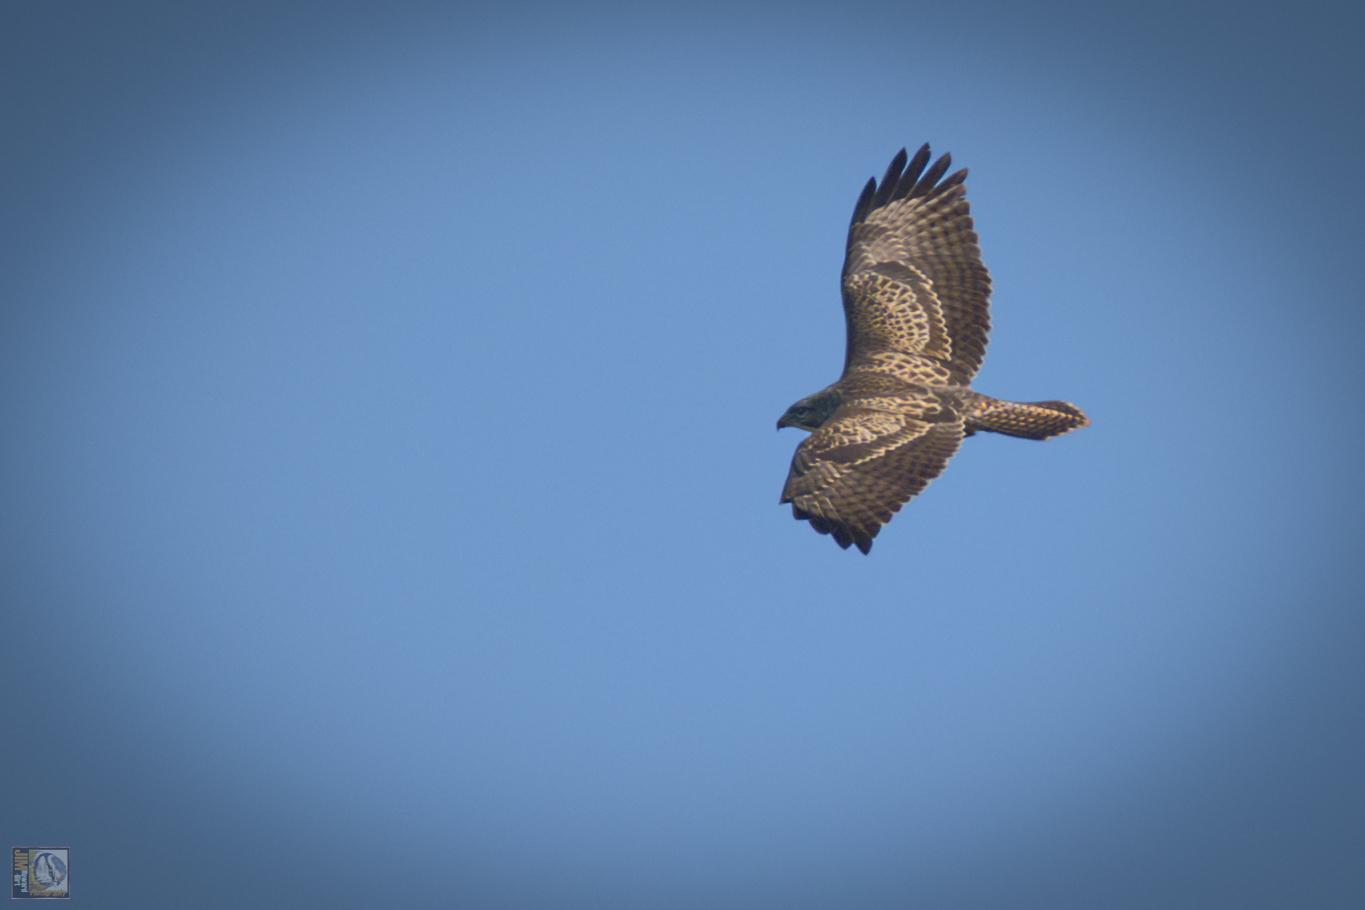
[965,393,1089,440]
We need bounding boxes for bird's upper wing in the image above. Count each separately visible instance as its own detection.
[841,145,992,385]
[780,401,964,553]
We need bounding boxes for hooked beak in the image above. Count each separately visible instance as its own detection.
[776,415,791,430]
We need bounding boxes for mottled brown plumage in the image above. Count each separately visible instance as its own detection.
[778,144,1089,553]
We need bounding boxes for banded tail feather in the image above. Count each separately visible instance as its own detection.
[965,393,1090,440]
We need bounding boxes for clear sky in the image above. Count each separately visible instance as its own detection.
[4,2,1363,908]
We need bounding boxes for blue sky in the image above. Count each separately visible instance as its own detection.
[4,2,1363,907]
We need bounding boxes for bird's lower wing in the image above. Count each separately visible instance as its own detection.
[780,408,964,553]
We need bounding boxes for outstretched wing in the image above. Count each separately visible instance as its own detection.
[780,406,964,554]
[842,145,992,385]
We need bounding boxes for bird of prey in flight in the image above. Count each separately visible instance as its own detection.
[777,144,1089,553]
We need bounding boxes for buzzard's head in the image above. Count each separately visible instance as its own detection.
[777,390,841,432]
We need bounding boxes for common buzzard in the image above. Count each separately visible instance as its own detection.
[778,144,1089,553]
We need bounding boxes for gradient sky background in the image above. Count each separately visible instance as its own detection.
[4,2,1363,908]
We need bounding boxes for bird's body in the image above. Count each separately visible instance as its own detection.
[778,144,1088,553]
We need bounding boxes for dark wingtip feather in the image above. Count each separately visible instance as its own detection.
[894,144,933,200]
[911,152,952,198]
[850,177,877,226]
[940,167,968,191]
[872,148,908,208]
